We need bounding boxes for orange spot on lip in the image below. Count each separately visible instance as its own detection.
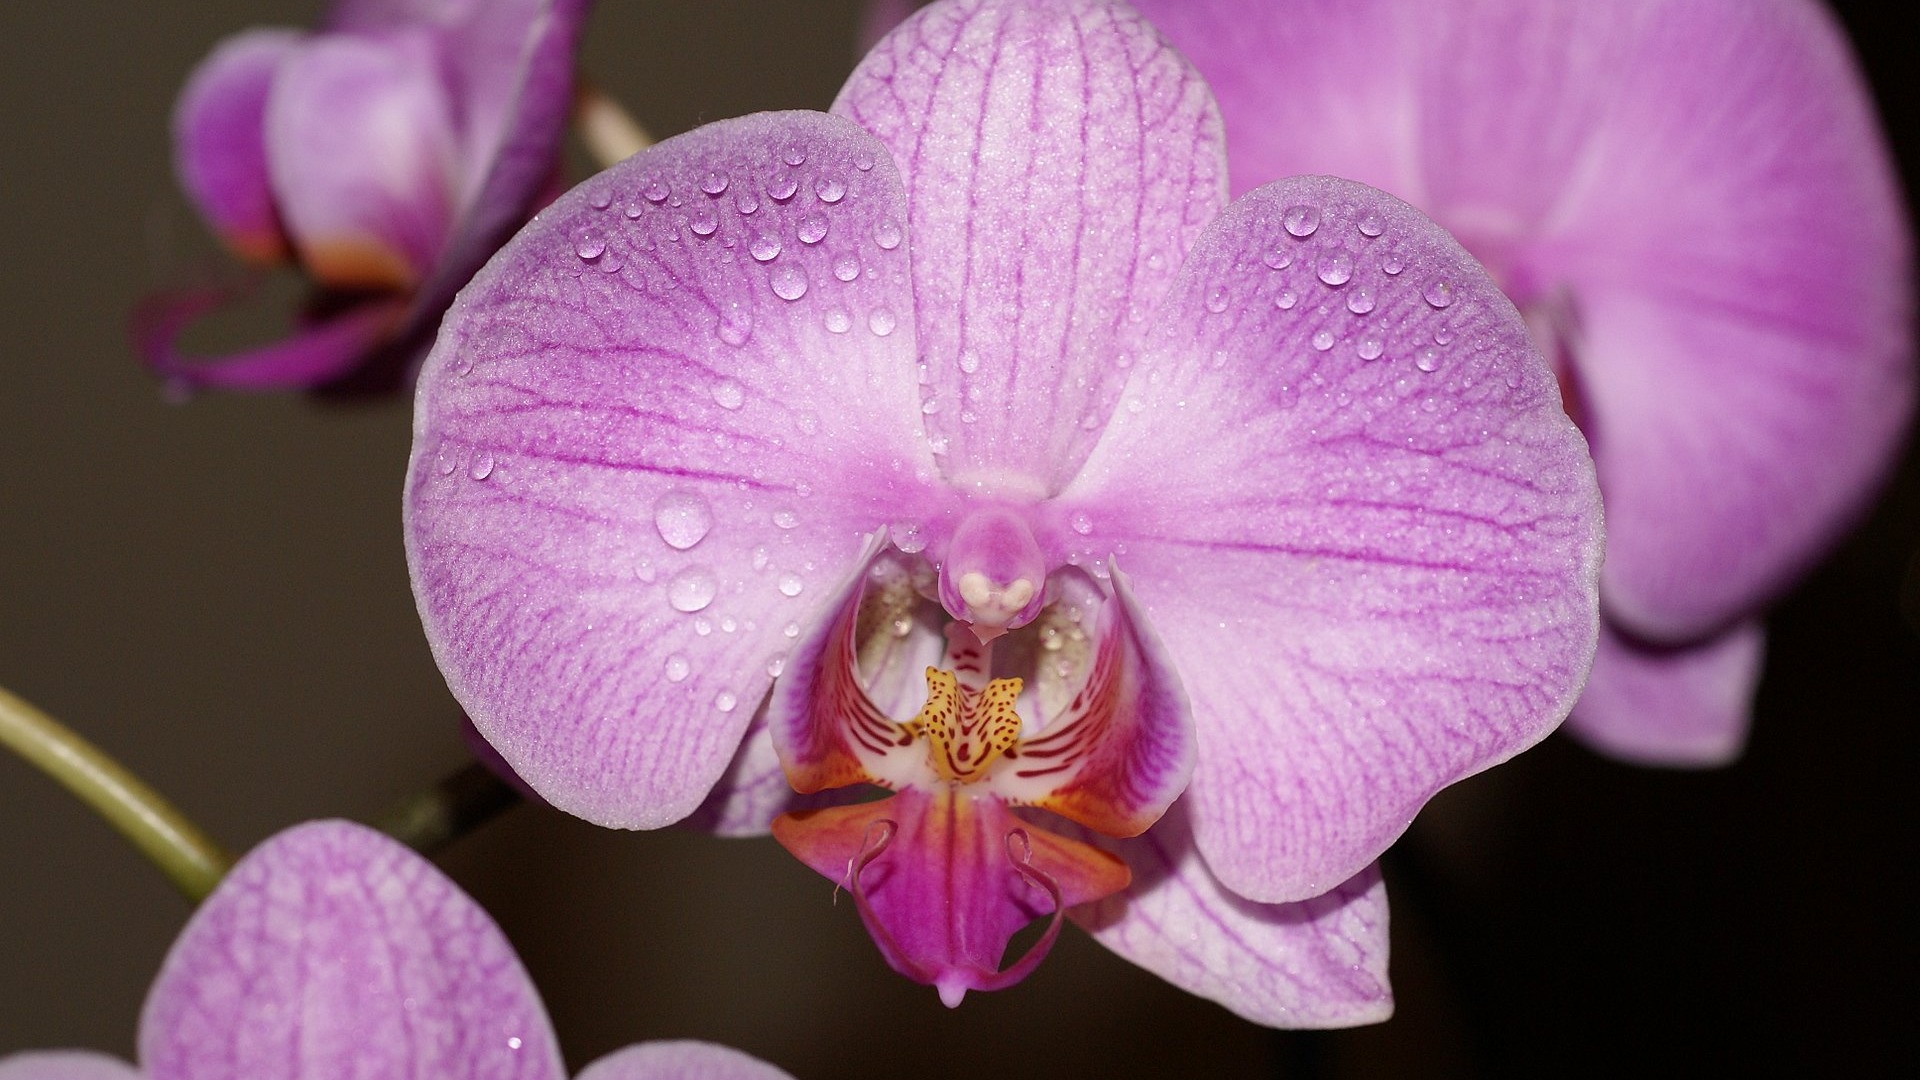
[301,234,418,291]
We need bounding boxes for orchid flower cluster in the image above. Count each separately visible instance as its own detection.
[5,0,1908,1073]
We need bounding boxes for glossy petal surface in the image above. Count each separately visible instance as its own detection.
[1076,803,1392,1028]
[574,1042,796,1080]
[834,0,1227,491]
[0,1053,142,1080]
[139,820,565,1080]
[1137,0,1912,643]
[172,28,301,263]
[407,112,943,828]
[1063,176,1602,902]
[1563,619,1764,768]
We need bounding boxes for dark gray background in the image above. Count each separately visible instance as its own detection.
[3,2,1914,1076]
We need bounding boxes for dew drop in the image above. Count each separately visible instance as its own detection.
[694,617,713,636]
[667,568,718,613]
[1423,279,1455,308]
[782,144,807,166]
[1311,329,1335,352]
[766,174,798,202]
[770,264,809,301]
[832,253,860,281]
[814,176,846,203]
[700,171,730,196]
[766,654,787,678]
[772,508,799,529]
[1317,250,1354,287]
[714,691,738,712]
[797,212,829,245]
[1262,247,1293,270]
[778,573,804,597]
[1357,213,1384,238]
[1346,286,1377,314]
[748,235,783,264]
[892,521,927,553]
[1069,511,1094,536]
[587,186,613,210]
[958,348,980,374]
[688,205,718,237]
[573,228,606,260]
[873,219,903,250]
[1205,286,1229,313]
[1356,334,1384,361]
[1415,348,1441,372]
[868,308,897,336]
[824,308,852,333]
[751,546,771,572]
[467,451,495,480]
[734,190,759,214]
[716,309,752,346]
[434,441,458,475]
[1381,254,1404,276]
[642,177,670,204]
[653,490,714,550]
[1434,326,1454,346]
[853,150,875,171]
[1275,289,1298,310]
[665,655,691,682]
[783,621,800,638]
[711,378,745,409]
[1283,204,1321,237]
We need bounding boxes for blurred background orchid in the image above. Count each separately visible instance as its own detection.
[1,0,1915,1076]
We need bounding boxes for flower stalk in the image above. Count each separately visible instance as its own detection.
[574,78,652,168]
[371,759,523,857]
[0,683,232,902]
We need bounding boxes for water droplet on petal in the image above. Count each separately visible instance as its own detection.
[1275,289,1298,310]
[734,190,759,215]
[832,253,860,281]
[892,521,927,553]
[797,212,828,245]
[588,187,613,210]
[1357,213,1384,237]
[665,655,691,682]
[783,144,807,166]
[778,573,804,597]
[1069,511,1094,535]
[772,508,799,529]
[1434,326,1454,346]
[715,690,738,712]
[766,174,798,202]
[701,171,730,196]
[771,264,808,301]
[1263,247,1293,270]
[767,654,787,677]
[467,451,495,480]
[868,308,897,336]
[573,228,606,260]
[853,150,875,171]
[1423,279,1455,308]
[1311,330,1335,351]
[1357,334,1384,360]
[1205,286,1229,313]
[717,309,752,346]
[1317,250,1353,286]
[668,568,718,613]
[751,546,771,572]
[873,219,902,250]
[712,378,745,409]
[1381,255,1404,276]
[1283,204,1320,237]
[750,234,782,262]
[1416,348,1441,372]
[1346,286,1376,314]
[435,441,458,475]
[653,490,714,550]
[783,621,800,638]
[958,349,980,374]
[824,309,851,333]
[689,205,718,237]
[642,178,670,204]
[814,176,846,203]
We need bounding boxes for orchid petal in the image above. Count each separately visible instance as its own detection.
[1062,176,1602,902]
[834,0,1227,492]
[139,820,565,1080]
[1562,618,1764,768]
[1138,0,1912,642]
[0,1053,142,1080]
[265,29,460,290]
[1075,802,1392,1028]
[132,289,408,392]
[575,1041,797,1080]
[406,111,942,829]
[172,29,302,264]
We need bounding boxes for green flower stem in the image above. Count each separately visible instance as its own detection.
[372,760,522,858]
[0,684,232,902]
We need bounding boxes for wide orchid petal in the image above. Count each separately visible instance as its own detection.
[1075,802,1392,1028]
[1136,0,1912,644]
[407,112,945,828]
[833,0,1227,492]
[138,820,565,1080]
[1562,618,1764,768]
[574,1041,796,1080]
[1062,176,1602,902]
[265,29,461,291]
[0,1053,142,1080]
[133,289,409,392]
[172,29,302,264]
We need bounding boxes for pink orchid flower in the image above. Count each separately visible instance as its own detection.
[0,821,792,1080]
[1128,0,1915,765]
[138,1,592,393]
[404,0,1602,1023]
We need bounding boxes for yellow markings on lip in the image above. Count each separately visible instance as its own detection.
[906,667,1024,784]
